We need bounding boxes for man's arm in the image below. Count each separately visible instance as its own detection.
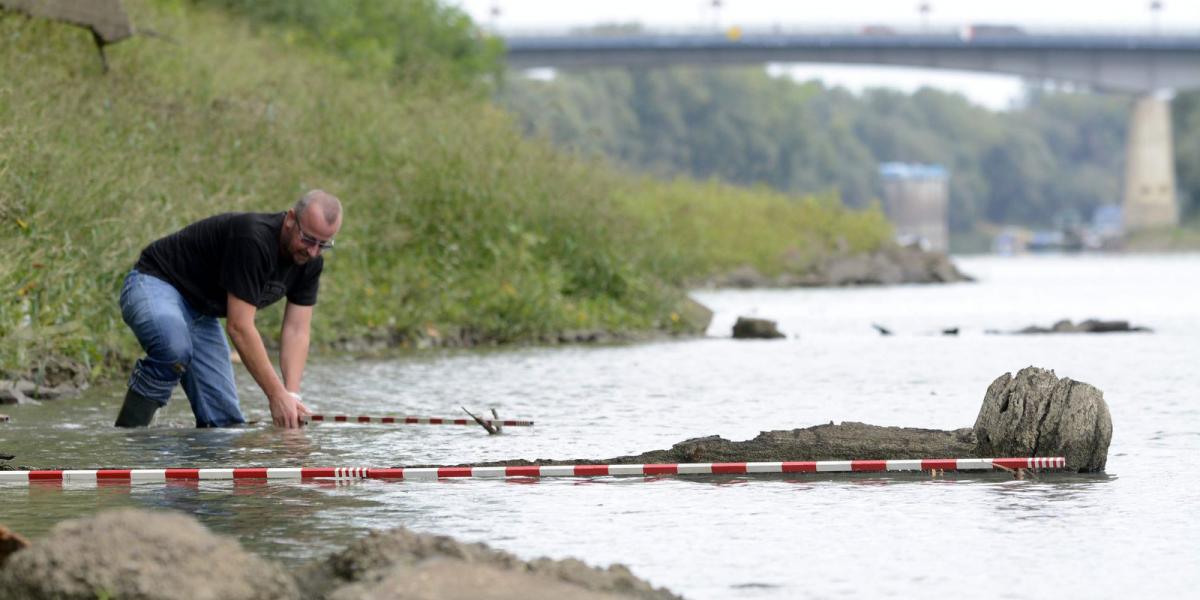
[280,302,313,395]
[225,293,308,428]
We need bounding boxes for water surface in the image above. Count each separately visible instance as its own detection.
[2,254,1198,598]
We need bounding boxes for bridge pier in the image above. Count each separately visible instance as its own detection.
[1123,94,1179,231]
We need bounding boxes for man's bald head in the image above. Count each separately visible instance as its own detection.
[284,189,343,264]
[294,189,342,226]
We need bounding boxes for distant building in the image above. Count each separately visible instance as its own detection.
[878,163,949,252]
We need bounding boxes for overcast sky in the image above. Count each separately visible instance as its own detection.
[450,0,1200,109]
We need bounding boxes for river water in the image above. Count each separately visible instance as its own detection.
[2,254,1198,599]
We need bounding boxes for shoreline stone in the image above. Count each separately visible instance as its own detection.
[0,356,90,405]
[1008,319,1152,334]
[298,527,681,600]
[0,509,298,600]
[703,243,973,288]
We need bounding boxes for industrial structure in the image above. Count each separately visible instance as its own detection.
[878,163,949,252]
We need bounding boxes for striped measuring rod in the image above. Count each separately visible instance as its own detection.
[304,415,534,426]
[0,457,1067,485]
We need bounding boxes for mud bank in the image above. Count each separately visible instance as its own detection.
[0,509,679,600]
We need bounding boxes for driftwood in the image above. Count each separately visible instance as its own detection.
[446,367,1112,473]
[466,423,976,469]
[461,407,498,435]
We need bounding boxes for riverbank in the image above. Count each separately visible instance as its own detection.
[0,1,896,387]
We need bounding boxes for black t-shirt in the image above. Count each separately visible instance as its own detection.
[134,212,322,318]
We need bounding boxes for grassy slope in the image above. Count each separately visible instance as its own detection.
[0,1,891,379]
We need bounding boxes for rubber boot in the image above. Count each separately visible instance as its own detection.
[114,388,159,427]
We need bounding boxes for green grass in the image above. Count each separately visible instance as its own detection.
[616,178,891,282]
[0,0,892,380]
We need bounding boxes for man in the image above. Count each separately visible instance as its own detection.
[115,190,343,428]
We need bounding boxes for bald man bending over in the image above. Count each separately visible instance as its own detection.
[115,190,343,428]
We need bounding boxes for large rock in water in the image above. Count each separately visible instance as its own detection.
[0,509,297,600]
[732,316,785,339]
[973,367,1112,472]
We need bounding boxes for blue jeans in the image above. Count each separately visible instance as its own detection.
[120,270,245,427]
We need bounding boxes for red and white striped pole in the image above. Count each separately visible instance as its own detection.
[0,457,1066,484]
[304,415,534,427]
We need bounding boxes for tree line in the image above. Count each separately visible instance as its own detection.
[500,66,1200,236]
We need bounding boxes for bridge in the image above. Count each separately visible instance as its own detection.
[504,27,1200,231]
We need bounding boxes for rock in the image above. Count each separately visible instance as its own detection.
[1013,319,1151,334]
[973,367,1112,472]
[1078,319,1151,333]
[803,243,973,287]
[298,527,680,600]
[0,524,30,567]
[676,296,714,333]
[713,265,770,288]
[0,379,82,404]
[12,355,90,390]
[732,316,785,339]
[0,0,133,44]
[327,560,630,600]
[1,356,88,404]
[0,509,298,600]
[0,381,32,405]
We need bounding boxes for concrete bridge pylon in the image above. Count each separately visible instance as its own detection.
[1123,94,1179,231]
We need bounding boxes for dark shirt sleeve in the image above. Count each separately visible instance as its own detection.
[288,260,322,306]
[220,235,271,306]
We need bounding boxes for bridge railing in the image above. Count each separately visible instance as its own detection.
[493,24,1200,40]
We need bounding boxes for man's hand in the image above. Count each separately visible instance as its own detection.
[268,390,312,428]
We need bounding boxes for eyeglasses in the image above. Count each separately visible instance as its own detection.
[294,215,335,252]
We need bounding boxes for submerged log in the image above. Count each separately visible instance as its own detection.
[471,423,975,468]
[974,367,1112,472]
[460,367,1110,473]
